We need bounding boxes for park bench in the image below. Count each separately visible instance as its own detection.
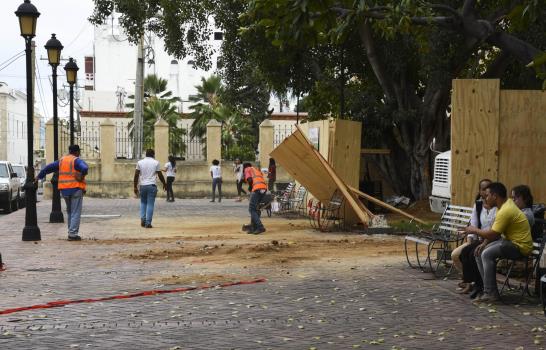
[404,204,473,277]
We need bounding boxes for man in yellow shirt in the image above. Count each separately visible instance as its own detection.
[464,182,533,302]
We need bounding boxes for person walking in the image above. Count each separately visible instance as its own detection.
[233,158,246,201]
[267,158,276,192]
[134,149,167,228]
[163,155,177,202]
[36,145,88,241]
[242,162,267,234]
[210,159,222,202]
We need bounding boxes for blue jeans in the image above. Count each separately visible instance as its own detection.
[475,239,523,295]
[249,190,266,231]
[140,184,158,226]
[62,189,83,237]
[212,177,222,201]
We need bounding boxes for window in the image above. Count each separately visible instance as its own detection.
[12,165,25,178]
[214,32,223,40]
[0,164,9,178]
[216,58,223,69]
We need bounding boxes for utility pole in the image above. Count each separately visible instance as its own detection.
[133,35,145,159]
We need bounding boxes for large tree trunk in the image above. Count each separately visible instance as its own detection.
[369,83,450,200]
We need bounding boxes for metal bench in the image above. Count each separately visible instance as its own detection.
[404,204,473,277]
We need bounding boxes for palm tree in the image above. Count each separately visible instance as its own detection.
[189,75,258,160]
[188,75,223,139]
[144,98,186,156]
[126,74,185,155]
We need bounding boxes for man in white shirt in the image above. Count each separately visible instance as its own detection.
[133,149,167,228]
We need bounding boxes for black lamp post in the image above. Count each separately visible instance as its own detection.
[45,34,64,223]
[15,0,41,241]
[64,58,78,146]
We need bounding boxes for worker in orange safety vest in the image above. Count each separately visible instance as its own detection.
[242,162,267,234]
[37,145,88,241]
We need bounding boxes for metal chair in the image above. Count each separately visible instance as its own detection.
[276,182,295,214]
[499,218,546,299]
[288,186,307,215]
[315,190,345,232]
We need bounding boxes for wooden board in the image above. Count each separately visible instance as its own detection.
[271,128,371,226]
[348,186,427,225]
[330,120,361,188]
[498,90,546,204]
[329,119,362,224]
[270,134,336,202]
[451,79,500,206]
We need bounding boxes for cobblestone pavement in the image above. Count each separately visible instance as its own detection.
[1,198,546,349]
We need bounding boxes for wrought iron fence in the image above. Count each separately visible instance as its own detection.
[59,120,101,159]
[114,121,147,159]
[273,124,296,148]
[169,130,205,161]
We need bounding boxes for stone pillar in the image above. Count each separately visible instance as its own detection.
[100,118,115,181]
[45,118,54,164]
[206,119,221,162]
[154,118,169,165]
[258,119,274,167]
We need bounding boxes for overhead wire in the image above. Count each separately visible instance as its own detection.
[35,60,50,120]
[0,51,25,72]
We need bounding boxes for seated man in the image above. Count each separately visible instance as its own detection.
[464,182,533,303]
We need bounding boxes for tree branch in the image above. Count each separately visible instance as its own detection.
[410,16,456,26]
[462,0,477,17]
[481,51,513,78]
[357,19,396,103]
[486,31,541,66]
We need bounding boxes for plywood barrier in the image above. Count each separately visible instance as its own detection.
[270,127,371,226]
[451,79,546,206]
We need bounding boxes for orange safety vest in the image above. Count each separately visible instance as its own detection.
[58,154,86,190]
[250,168,267,192]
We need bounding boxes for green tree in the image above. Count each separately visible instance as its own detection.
[91,0,546,199]
[126,74,185,155]
[242,0,546,199]
[189,75,256,160]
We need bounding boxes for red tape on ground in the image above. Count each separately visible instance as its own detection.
[0,278,267,316]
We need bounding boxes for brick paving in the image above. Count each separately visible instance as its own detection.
[1,198,546,349]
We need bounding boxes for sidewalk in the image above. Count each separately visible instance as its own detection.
[0,198,545,349]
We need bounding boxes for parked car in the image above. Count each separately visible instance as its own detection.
[0,161,21,213]
[11,163,26,208]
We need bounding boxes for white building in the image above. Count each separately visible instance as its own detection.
[0,83,42,164]
[80,14,296,115]
[81,14,223,113]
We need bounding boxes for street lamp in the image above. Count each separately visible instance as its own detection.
[15,0,41,241]
[45,33,64,223]
[64,57,78,146]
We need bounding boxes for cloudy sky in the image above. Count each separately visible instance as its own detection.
[0,0,95,120]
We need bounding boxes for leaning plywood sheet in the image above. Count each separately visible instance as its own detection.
[271,127,371,226]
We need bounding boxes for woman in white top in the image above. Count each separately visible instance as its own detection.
[233,159,246,201]
[163,155,177,202]
[454,179,497,299]
[210,159,222,202]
